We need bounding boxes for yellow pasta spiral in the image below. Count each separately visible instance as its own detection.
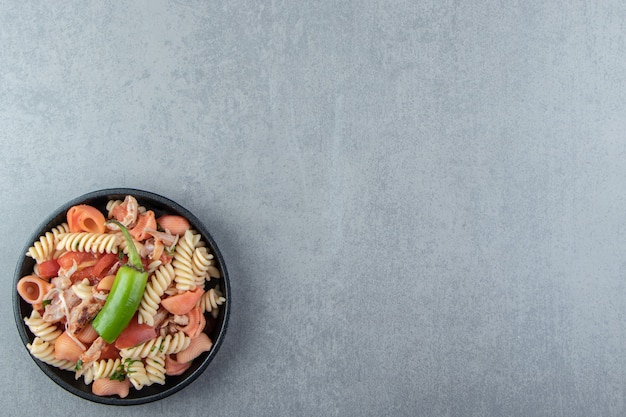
[27,337,75,371]
[24,310,62,342]
[125,359,150,390]
[26,222,70,263]
[71,278,93,300]
[145,355,166,386]
[113,230,144,255]
[120,331,190,359]
[198,286,226,318]
[146,259,162,274]
[91,358,122,380]
[137,263,176,326]
[191,246,213,288]
[78,365,95,385]
[56,232,121,254]
[173,230,202,291]
[105,199,123,218]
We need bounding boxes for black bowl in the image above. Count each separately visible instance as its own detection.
[13,188,230,405]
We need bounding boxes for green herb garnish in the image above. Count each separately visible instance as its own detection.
[110,360,133,381]
[110,369,126,382]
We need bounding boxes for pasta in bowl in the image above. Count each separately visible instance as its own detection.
[13,189,230,405]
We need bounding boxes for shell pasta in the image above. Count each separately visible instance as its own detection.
[17,195,226,399]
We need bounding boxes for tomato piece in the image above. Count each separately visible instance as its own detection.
[70,265,95,283]
[92,253,118,278]
[159,252,173,265]
[37,259,60,279]
[114,315,157,349]
[141,257,151,271]
[99,341,120,360]
[57,251,97,270]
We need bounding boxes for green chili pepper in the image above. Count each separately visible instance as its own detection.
[92,220,148,343]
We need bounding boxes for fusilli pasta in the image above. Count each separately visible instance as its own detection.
[137,263,175,326]
[125,359,150,390]
[27,337,75,371]
[145,355,166,386]
[191,246,212,288]
[173,230,201,291]
[71,278,94,300]
[198,286,226,318]
[91,358,122,380]
[26,222,70,263]
[120,331,190,359]
[56,232,120,254]
[24,310,62,342]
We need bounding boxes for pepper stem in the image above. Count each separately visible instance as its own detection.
[108,220,144,271]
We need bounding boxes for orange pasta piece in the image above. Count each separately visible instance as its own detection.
[161,287,204,315]
[130,210,157,241]
[157,215,190,236]
[165,355,192,376]
[92,378,131,398]
[67,205,106,234]
[177,306,206,339]
[174,332,213,363]
[17,275,53,305]
[76,324,99,344]
[54,331,85,362]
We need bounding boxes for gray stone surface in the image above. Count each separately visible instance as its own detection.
[1,1,625,416]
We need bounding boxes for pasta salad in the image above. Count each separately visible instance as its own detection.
[17,195,225,398]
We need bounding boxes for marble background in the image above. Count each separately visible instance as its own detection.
[1,1,625,416]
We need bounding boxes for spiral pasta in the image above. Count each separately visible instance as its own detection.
[78,365,95,385]
[56,232,120,254]
[90,358,122,380]
[145,355,166,386]
[105,199,123,218]
[71,278,94,300]
[114,230,144,256]
[173,230,201,291]
[26,222,70,263]
[125,359,150,390]
[146,259,162,274]
[24,310,62,342]
[191,246,213,288]
[137,263,176,326]
[120,331,190,359]
[27,337,76,371]
[207,265,221,279]
[198,286,226,318]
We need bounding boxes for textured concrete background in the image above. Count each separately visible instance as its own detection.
[1,1,625,416]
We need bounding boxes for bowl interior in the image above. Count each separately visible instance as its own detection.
[13,188,230,405]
